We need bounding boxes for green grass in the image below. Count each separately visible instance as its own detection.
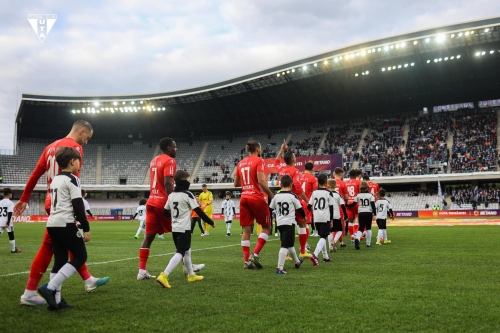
[1,222,500,333]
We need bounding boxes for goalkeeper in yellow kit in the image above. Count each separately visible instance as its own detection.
[199,184,214,236]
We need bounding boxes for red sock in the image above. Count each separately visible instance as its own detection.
[354,224,359,234]
[69,251,92,280]
[26,243,53,291]
[348,225,354,237]
[253,234,268,256]
[298,229,308,254]
[139,248,150,270]
[339,235,343,243]
[241,240,250,262]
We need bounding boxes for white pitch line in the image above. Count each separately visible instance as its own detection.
[0,239,279,278]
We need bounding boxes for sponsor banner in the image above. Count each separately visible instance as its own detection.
[394,211,418,218]
[264,154,342,175]
[433,102,473,113]
[14,215,134,222]
[418,210,500,218]
[212,213,241,220]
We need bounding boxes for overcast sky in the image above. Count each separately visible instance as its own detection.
[1,1,499,151]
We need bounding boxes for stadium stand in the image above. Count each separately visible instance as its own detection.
[101,142,155,185]
[195,137,247,183]
[360,117,406,176]
[175,140,206,177]
[402,114,453,175]
[289,129,322,156]
[0,140,48,184]
[449,109,498,173]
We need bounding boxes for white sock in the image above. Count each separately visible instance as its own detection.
[383,229,388,240]
[377,229,383,242]
[139,269,147,275]
[84,276,96,287]
[50,273,62,303]
[226,222,232,233]
[328,234,333,245]
[183,249,194,275]
[278,248,287,269]
[48,264,77,290]
[288,247,299,262]
[321,242,329,259]
[334,231,342,244]
[136,226,142,237]
[314,238,326,257]
[22,290,37,298]
[9,240,15,251]
[355,231,363,240]
[165,253,183,275]
[366,230,372,246]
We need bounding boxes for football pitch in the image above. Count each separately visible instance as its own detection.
[1,222,500,333]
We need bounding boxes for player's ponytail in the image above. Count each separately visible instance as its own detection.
[245,140,260,153]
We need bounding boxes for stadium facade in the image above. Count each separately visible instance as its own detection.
[3,17,500,198]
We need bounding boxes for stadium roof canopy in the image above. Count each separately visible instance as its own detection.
[16,17,500,143]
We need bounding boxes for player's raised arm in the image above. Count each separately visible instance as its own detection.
[14,151,48,215]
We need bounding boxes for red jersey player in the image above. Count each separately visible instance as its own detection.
[363,175,380,199]
[275,140,311,258]
[299,162,318,235]
[138,138,176,280]
[234,140,274,269]
[345,169,361,241]
[15,121,109,307]
[333,167,349,247]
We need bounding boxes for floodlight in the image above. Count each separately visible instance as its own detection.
[387,67,391,71]
[140,101,144,104]
[444,57,448,61]
[384,46,389,51]
[287,70,290,73]
[276,74,280,77]
[465,31,469,36]
[471,31,474,34]
[71,110,75,113]
[382,68,386,71]
[282,72,285,75]
[292,69,296,72]
[476,52,480,56]
[314,63,317,67]
[365,71,369,74]
[355,53,359,56]
[163,107,166,110]
[368,50,371,54]
[97,110,100,113]
[425,38,430,43]
[339,56,343,60]
[413,41,418,45]
[355,73,358,76]
[411,63,414,66]
[377,48,381,52]
[481,52,485,55]
[302,66,307,70]
[362,72,365,75]
[93,102,99,106]
[392,66,396,69]
[450,56,454,59]
[398,65,402,68]
[323,60,328,65]
[427,60,430,63]
[404,64,408,67]
[402,42,406,47]
[371,48,375,52]
[396,43,400,49]
[113,102,117,106]
[361,51,366,56]
[457,55,461,58]
[334,58,339,62]
[82,110,86,113]
[77,110,80,113]
[390,45,394,49]
[345,55,350,59]
[485,28,490,32]
[451,34,455,38]
[490,50,495,54]
[131,101,135,105]
[436,35,445,42]
[122,102,125,105]
[439,58,442,62]
[458,32,463,37]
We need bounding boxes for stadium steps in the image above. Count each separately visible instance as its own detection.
[95,146,102,184]
[316,129,329,155]
[497,110,500,151]
[143,144,161,185]
[401,119,410,153]
[192,142,209,180]
[351,128,369,170]
[446,119,455,174]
